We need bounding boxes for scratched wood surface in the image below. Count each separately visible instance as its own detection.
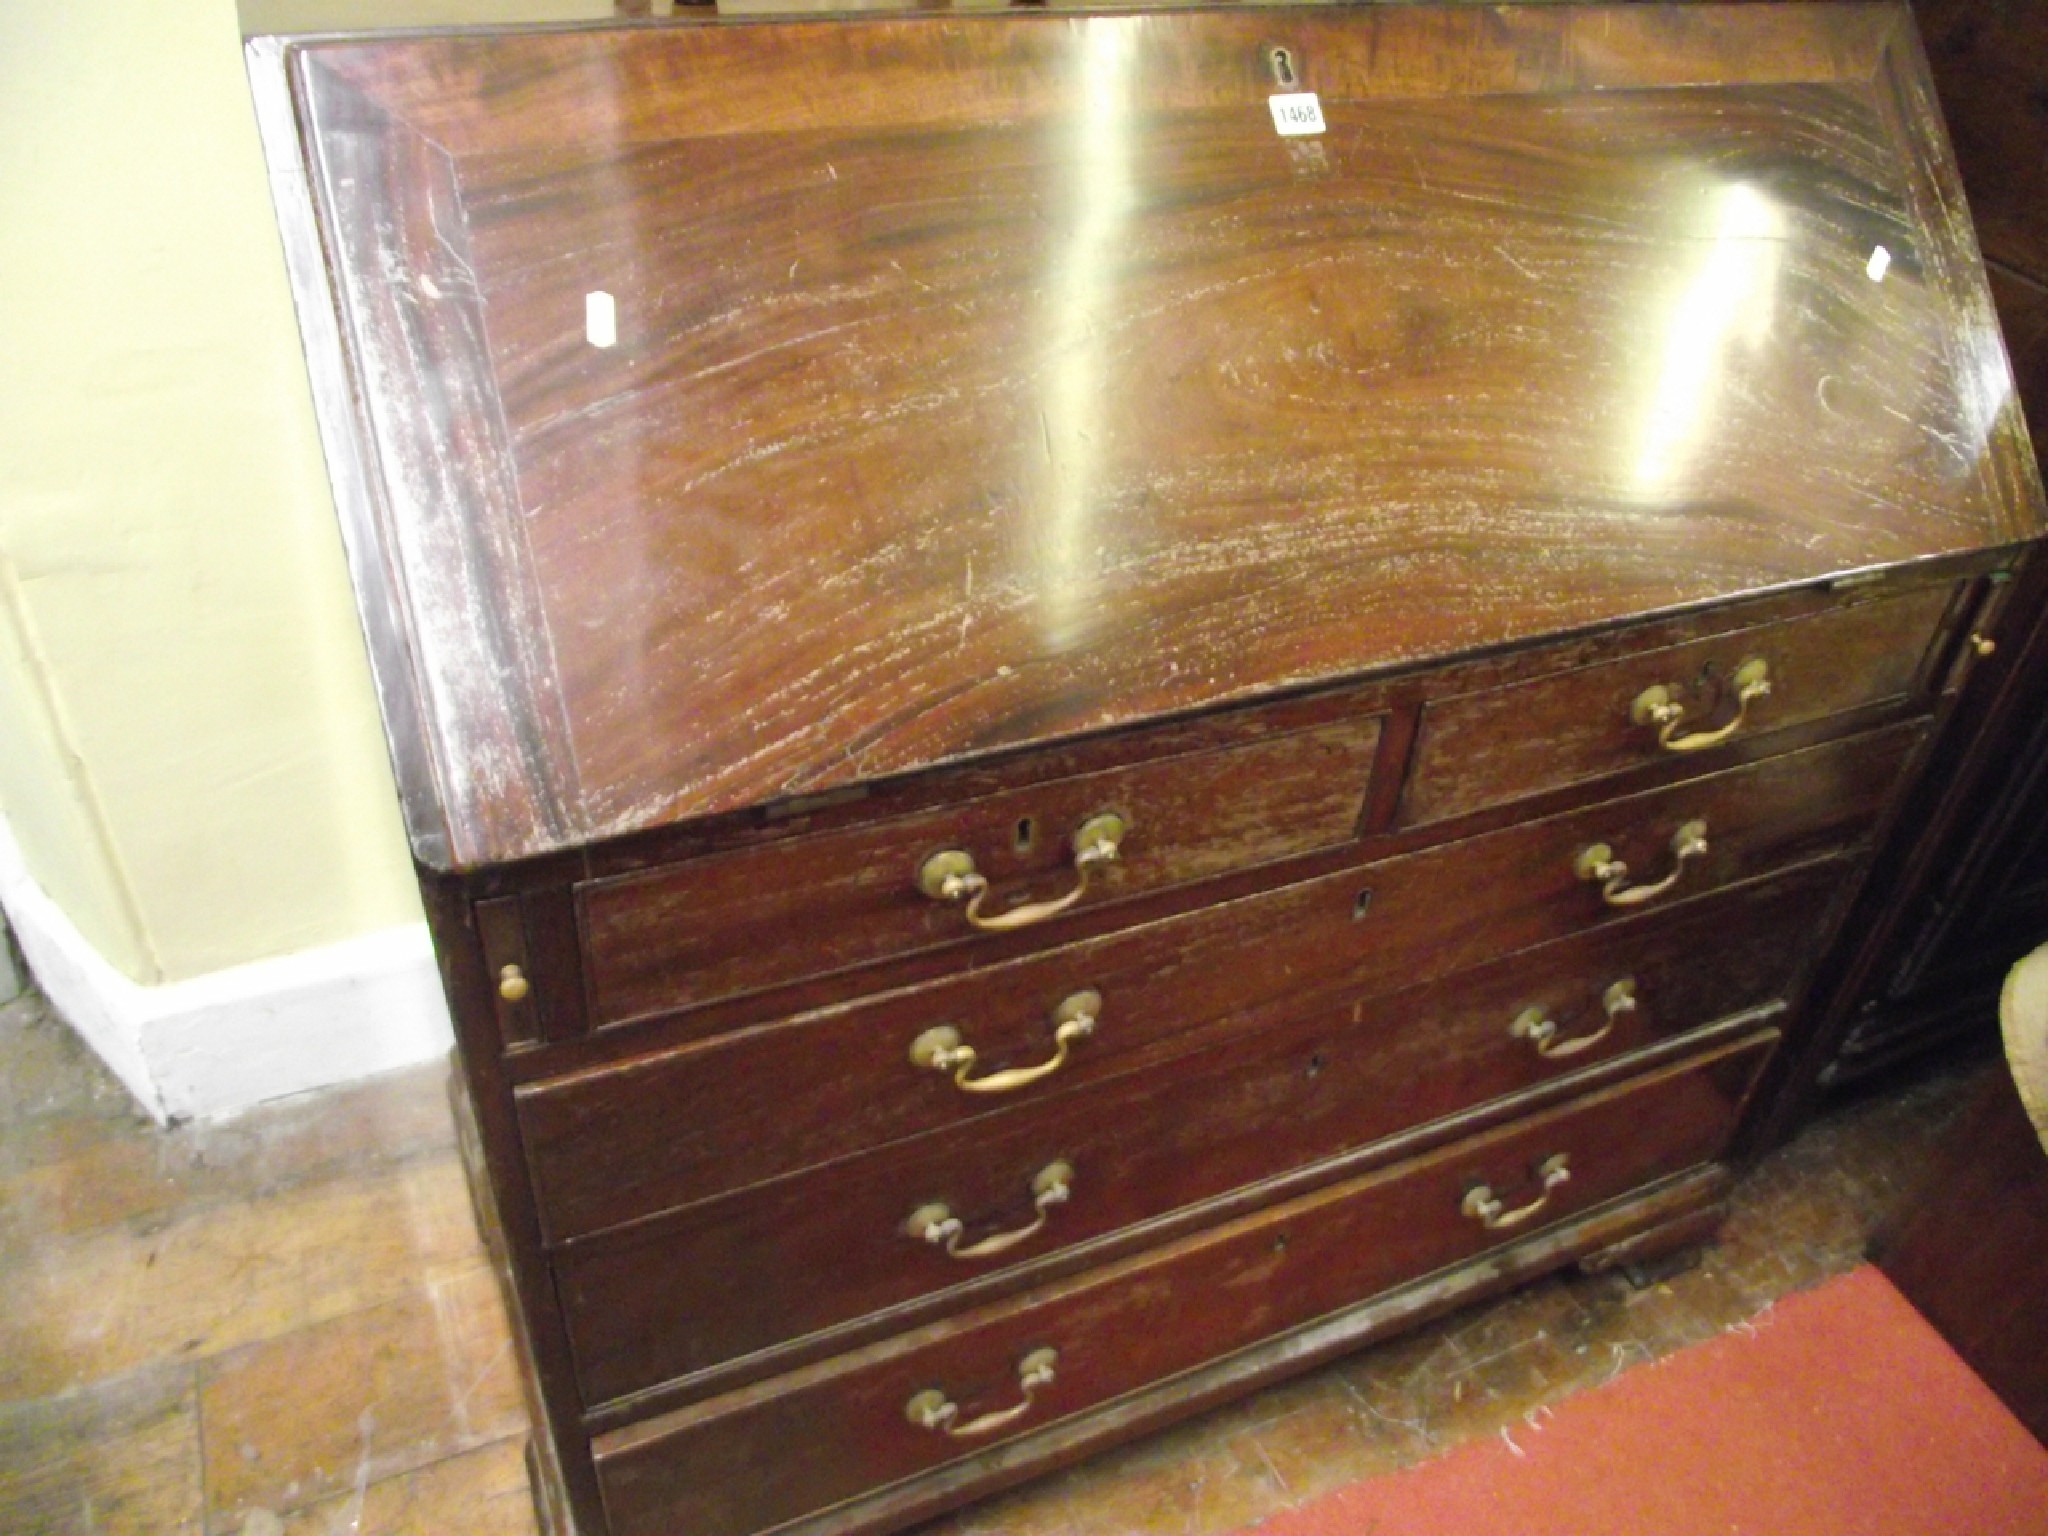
[555,873,1837,1410]
[288,1,2045,868]
[517,719,1922,1245]
[589,1035,1777,1536]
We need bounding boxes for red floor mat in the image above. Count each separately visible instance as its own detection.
[1248,1266,2048,1536]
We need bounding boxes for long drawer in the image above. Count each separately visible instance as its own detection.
[518,721,1920,1242]
[577,710,1384,1028]
[590,1032,1776,1536]
[1402,582,1954,827]
[556,866,1840,1407]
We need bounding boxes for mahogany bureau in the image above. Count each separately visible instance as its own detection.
[244,3,2047,1532]
[1772,0,2048,1107]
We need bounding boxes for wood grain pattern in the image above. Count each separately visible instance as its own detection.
[518,721,1919,1242]
[589,1033,1775,1536]
[295,68,580,865]
[1748,0,2048,1121]
[743,1164,1736,1536]
[1403,580,1955,826]
[555,868,1839,1409]
[1915,0,2048,281]
[578,711,1380,1027]
[283,3,2044,869]
[244,8,2048,1534]
[308,6,1900,154]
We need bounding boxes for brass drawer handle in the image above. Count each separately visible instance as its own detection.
[905,1347,1058,1439]
[1461,1153,1571,1230]
[906,1161,1074,1261]
[917,813,1127,932]
[1631,657,1771,753]
[1575,820,1707,908]
[909,989,1100,1094]
[1510,978,1637,1060]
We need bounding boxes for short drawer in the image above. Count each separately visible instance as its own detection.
[518,720,1920,1241]
[556,866,1841,1406]
[1402,583,1955,827]
[590,1032,1776,1536]
[579,713,1383,1028]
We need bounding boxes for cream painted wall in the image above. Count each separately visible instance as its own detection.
[0,1,423,983]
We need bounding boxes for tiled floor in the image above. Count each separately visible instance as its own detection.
[0,989,1985,1536]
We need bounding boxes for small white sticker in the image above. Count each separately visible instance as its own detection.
[585,290,618,349]
[1866,245,1891,282]
[1269,92,1326,138]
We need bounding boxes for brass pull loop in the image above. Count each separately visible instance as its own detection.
[1574,820,1708,908]
[917,813,1127,933]
[1461,1153,1571,1230]
[905,1348,1058,1439]
[906,1161,1074,1261]
[909,990,1100,1095]
[1510,978,1637,1060]
[1631,657,1771,753]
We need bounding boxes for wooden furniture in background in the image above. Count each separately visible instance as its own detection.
[1877,942,2048,1443]
[245,4,2045,1532]
[1785,0,2048,1098]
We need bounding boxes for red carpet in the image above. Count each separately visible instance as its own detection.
[1249,1267,2048,1535]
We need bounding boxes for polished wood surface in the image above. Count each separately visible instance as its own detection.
[517,722,1917,1241]
[555,872,1837,1409]
[1754,0,2048,1114]
[590,1034,1774,1536]
[12,964,1978,1536]
[285,1,2041,869]
[578,708,1380,1026]
[1402,581,1954,827]
[1916,0,2048,285]
[247,6,2048,1534]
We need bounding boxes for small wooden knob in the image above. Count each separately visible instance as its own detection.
[1970,633,1997,657]
[498,964,531,1003]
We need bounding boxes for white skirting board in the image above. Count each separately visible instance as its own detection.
[0,818,452,1123]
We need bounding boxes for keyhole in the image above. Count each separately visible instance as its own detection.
[1306,1052,1327,1080]
[1268,46,1298,88]
[1015,816,1036,853]
[1353,889,1373,921]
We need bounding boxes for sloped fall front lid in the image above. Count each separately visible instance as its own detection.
[255,0,2044,869]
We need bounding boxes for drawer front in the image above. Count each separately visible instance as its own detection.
[579,713,1383,1029]
[591,1034,1776,1536]
[558,867,1841,1406]
[519,720,1920,1242]
[1403,583,1954,828]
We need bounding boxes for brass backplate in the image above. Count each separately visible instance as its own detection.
[917,848,978,899]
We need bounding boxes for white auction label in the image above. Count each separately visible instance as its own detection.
[1269,92,1326,137]
[585,290,618,349]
